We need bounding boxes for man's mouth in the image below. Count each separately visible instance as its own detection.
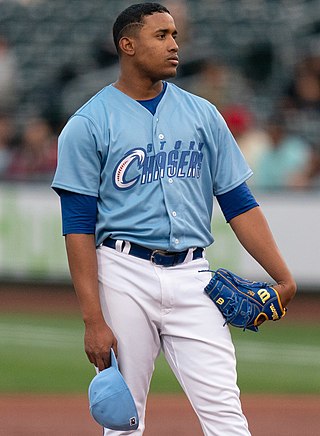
[167,56,179,66]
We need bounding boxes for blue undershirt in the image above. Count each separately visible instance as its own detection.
[216,182,259,222]
[137,81,167,115]
[59,189,97,235]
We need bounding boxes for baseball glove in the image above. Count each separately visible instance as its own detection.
[204,268,286,332]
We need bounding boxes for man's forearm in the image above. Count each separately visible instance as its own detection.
[65,233,104,323]
[65,233,117,369]
[229,207,296,306]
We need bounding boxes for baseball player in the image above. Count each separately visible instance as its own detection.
[52,3,296,435]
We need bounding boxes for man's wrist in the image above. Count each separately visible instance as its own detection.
[276,279,297,307]
[83,311,106,326]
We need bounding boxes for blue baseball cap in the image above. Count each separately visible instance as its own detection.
[88,349,139,431]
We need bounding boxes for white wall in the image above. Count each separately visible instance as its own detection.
[0,183,319,289]
[208,192,320,289]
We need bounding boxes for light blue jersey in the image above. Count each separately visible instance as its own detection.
[52,82,252,250]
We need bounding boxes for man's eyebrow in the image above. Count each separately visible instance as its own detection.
[155,28,178,35]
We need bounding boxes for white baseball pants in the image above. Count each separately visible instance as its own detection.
[97,245,251,436]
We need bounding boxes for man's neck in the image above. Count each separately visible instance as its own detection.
[113,73,164,100]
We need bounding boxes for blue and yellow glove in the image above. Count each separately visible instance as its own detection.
[204,268,286,332]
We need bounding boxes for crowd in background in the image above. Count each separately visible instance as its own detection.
[0,0,320,190]
[0,32,58,182]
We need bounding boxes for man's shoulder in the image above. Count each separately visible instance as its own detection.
[74,85,113,117]
[167,82,217,110]
[64,85,117,132]
[60,85,114,136]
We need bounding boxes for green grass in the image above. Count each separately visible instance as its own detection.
[231,323,320,393]
[1,313,320,394]
[0,313,93,393]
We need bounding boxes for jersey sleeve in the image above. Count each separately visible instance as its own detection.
[212,111,253,195]
[51,115,103,197]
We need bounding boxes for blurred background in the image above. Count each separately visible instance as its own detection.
[0,0,319,285]
[0,0,319,435]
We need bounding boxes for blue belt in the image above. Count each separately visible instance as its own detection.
[102,238,203,267]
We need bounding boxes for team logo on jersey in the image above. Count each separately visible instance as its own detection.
[113,148,146,189]
[113,141,204,190]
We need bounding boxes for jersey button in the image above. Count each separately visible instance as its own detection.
[172,211,177,217]
[174,238,179,244]
[168,178,173,184]
[159,133,164,139]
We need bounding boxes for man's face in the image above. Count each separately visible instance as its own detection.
[131,12,179,81]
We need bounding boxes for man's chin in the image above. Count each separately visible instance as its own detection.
[159,68,178,80]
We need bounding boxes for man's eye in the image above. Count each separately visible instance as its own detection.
[158,34,166,39]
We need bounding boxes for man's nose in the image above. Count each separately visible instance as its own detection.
[169,36,179,51]
[169,36,179,52]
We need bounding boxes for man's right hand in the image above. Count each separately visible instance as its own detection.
[84,317,118,371]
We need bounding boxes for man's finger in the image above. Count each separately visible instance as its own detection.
[96,356,108,371]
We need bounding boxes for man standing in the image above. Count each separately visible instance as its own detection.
[52,3,296,435]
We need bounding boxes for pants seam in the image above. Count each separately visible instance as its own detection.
[163,336,205,432]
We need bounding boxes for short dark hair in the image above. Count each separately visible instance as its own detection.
[113,3,170,53]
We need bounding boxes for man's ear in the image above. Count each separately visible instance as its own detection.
[118,37,135,56]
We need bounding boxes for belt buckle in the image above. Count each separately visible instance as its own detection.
[150,249,182,267]
[150,249,169,265]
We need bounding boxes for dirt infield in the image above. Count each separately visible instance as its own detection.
[0,393,319,435]
[1,284,320,435]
